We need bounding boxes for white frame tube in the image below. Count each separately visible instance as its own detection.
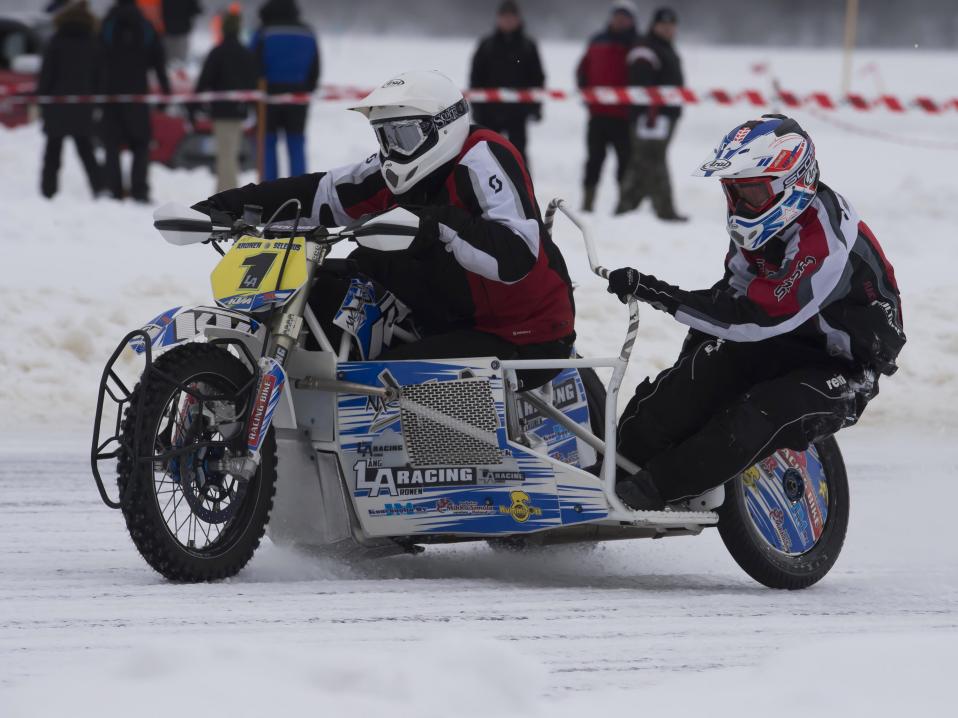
[303,305,335,353]
[536,199,639,514]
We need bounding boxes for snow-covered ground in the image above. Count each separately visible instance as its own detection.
[2,427,956,715]
[1,35,956,714]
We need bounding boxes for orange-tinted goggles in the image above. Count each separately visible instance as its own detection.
[721,177,778,215]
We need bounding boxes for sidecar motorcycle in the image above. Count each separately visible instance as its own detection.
[91,199,849,589]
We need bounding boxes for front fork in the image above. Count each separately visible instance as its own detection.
[229,241,327,479]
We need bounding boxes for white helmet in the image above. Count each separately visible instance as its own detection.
[348,70,471,195]
[694,114,819,251]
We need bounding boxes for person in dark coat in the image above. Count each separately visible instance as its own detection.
[576,1,639,213]
[469,1,545,165]
[161,0,202,64]
[99,0,170,202]
[251,0,319,180]
[617,7,687,220]
[195,10,258,192]
[37,1,102,198]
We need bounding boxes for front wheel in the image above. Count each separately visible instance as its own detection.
[117,343,277,581]
[718,436,849,590]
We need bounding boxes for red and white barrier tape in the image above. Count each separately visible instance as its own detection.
[1,83,956,114]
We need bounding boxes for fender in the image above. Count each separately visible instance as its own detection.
[126,305,296,430]
[128,305,262,355]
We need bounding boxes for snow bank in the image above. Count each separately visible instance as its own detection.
[1,37,953,433]
[5,629,952,716]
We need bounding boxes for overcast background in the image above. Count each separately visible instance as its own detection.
[5,0,958,47]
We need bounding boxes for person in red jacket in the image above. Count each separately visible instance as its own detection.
[195,70,576,389]
[576,1,639,213]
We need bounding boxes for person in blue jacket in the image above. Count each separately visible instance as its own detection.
[251,0,319,180]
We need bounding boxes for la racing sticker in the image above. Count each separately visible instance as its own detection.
[355,461,477,497]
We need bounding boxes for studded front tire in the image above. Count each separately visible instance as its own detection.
[117,343,276,582]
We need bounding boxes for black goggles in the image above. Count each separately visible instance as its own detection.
[371,99,468,158]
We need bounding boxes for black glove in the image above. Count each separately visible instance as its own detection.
[405,205,442,255]
[607,267,641,304]
[191,200,236,227]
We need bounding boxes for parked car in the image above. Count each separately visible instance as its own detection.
[0,15,46,129]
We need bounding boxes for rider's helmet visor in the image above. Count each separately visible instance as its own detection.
[721,177,779,217]
[372,117,435,158]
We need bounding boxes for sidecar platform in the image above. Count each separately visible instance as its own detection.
[266,200,720,557]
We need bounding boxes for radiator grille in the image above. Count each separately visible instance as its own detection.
[400,379,503,466]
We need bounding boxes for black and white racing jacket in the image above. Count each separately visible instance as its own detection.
[201,127,575,345]
[632,184,905,375]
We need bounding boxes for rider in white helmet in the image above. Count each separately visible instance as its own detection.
[606,114,905,510]
[349,70,472,195]
[195,69,576,387]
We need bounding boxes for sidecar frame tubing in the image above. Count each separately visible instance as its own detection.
[90,330,259,509]
[501,199,642,518]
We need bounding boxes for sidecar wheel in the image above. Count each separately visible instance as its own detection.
[117,343,277,582]
[718,436,849,590]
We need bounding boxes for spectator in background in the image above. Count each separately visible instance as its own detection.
[576,1,638,213]
[100,0,170,202]
[37,1,102,199]
[252,0,319,180]
[469,0,545,165]
[195,10,258,192]
[135,0,163,32]
[161,0,202,64]
[617,7,686,220]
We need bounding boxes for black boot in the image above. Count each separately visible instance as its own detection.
[581,185,597,213]
[615,469,665,510]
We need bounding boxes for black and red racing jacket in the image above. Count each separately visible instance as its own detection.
[200,127,575,346]
[631,184,905,375]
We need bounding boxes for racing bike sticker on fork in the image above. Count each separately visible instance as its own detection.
[246,357,286,458]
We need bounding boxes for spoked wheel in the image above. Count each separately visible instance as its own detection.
[118,343,276,581]
[718,436,849,590]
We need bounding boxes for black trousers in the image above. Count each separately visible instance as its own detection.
[306,267,573,391]
[583,115,632,189]
[617,337,868,501]
[100,106,152,201]
[41,134,101,198]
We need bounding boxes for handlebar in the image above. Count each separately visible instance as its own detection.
[543,199,611,280]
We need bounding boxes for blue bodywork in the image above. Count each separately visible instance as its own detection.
[337,359,606,537]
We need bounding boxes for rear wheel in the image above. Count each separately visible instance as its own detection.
[118,343,276,581]
[718,436,849,589]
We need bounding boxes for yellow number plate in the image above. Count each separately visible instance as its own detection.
[211,235,308,311]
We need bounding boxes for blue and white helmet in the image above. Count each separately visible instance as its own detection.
[695,114,819,251]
